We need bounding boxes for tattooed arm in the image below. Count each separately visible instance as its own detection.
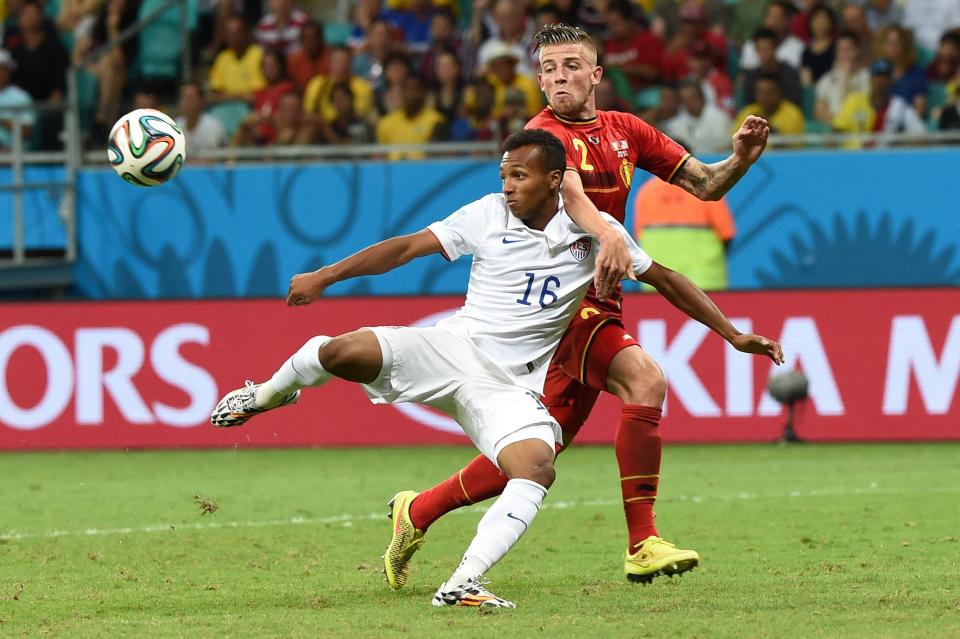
[671,115,770,201]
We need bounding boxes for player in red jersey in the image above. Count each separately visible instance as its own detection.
[383,23,773,587]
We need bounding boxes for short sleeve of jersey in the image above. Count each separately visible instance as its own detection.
[600,212,653,276]
[427,194,497,261]
[625,114,690,183]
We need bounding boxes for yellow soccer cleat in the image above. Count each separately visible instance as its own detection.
[383,491,426,589]
[624,536,700,584]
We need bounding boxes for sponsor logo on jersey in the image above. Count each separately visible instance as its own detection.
[588,134,600,144]
[619,159,635,188]
[612,139,630,158]
[570,237,592,261]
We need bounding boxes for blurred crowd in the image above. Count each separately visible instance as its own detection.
[1,0,959,154]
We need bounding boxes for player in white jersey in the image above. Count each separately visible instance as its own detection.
[210,129,784,608]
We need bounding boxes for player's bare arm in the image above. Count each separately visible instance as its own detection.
[561,170,635,300]
[286,229,443,306]
[639,261,785,364]
[671,115,770,201]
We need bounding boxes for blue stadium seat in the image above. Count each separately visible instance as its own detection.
[206,100,250,140]
[136,0,199,82]
[324,22,352,46]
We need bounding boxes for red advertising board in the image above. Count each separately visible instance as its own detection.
[2,289,958,450]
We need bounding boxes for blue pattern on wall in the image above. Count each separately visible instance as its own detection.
[2,149,958,297]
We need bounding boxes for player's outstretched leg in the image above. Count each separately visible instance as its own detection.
[211,330,385,428]
[210,335,332,427]
[606,345,700,583]
[432,435,555,609]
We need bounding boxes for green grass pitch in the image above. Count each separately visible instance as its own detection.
[1,443,958,638]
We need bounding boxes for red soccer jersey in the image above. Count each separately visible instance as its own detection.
[525,107,689,224]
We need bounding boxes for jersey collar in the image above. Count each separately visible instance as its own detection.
[505,193,576,249]
[548,106,599,126]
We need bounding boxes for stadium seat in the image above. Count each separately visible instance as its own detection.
[324,22,352,46]
[136,0,199,82]
[206,100,251,139]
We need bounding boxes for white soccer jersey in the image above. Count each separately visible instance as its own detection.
[427,193,652,393]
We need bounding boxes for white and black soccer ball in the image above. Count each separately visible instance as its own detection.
[107,108,186,187]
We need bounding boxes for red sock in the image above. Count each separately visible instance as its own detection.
[409,401,583,531]
[409,454,508,530]
[616,404,663,549]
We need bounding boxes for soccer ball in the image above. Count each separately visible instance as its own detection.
[107,108,186,187]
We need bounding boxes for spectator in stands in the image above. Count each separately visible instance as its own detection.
[89,0,138,135]
[660,1,728,81]
[832,59,926,144]
[303,45,373,124]
[245,49,296,136]
[57,0,102,65]
[209,16,266,104]
[472,0,534,76]
[814,30,869,125]
[734,72,805,137]
[800,5,836,86]
[686,40,734,116]
[877,24,928,116]
[479,41,541,119]
[739,0,804,71]
[177,82,226,151]
[352,18,397,90]
[462,77,498,141]
[0,47,32,151]
[375,74,445,159]
[11,1,68,149]
[350,0,385,47]
[287,20,329,91]
[495,86,528,140]
[664,80,733,155]
[132,85,161,110]
[938,83,960,130]
[382,0,436,55]
[255,0,308,55]
[642,83,680,129]
[321,82,374,144]
[234,89,309,145]
[741,28,803,108]
[903,0,960,54]
[549,0,580,28]
[601,0,665,93]
[429,48,465,123]
[787,0,821,42]
[865,0,901,33]
[418,9,460,86]
[374,51,411,116]
[594,76,633,113]
[928,31,960,82]
[840,3,872,54]
[633,177,736,291]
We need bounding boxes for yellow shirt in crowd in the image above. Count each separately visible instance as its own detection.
[209,45,266,97]
[485,73,543,118]
[303,75,374,122]
[376,107,445,160]
[733,100,806,136]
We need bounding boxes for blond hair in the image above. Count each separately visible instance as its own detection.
[534,23,598,65]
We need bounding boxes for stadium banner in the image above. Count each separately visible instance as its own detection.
[3,149,959,298]
[2,288,958,450]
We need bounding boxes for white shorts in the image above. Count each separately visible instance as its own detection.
[363,326,561,466]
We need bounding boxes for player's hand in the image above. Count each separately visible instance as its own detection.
[730,333,784,365]
[732,115,769,166]
[595,230,635,300]
[285,269,332,307]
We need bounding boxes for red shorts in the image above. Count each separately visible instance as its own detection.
[542,293,639,439]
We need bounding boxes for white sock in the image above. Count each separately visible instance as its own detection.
[447,478,547,587]
[255,335,331,407]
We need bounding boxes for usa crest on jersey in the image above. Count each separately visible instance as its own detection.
[570,237,592,261]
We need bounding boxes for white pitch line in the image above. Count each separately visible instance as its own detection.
[2,486,956,543]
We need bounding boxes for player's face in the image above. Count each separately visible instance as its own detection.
[499,146,562,228]
[538,43,602,119]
